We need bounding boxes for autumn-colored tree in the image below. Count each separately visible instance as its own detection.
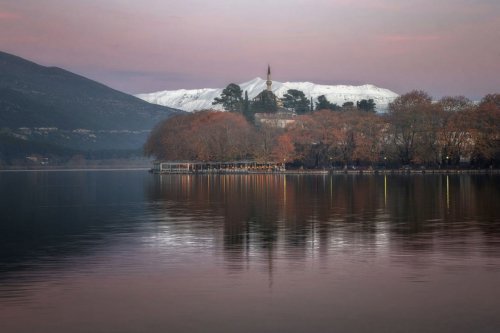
[288,110,340,167]
[436,96,475,165]
[325,110,385,167]
[480,94,500,108]
[415,105,444,165]
[144,111,254,161]
[439,96,475,112]
[349,111,385,165]
[145,91,500,169]
[469,94,500,166]
[387,90,434,165]
[285,114,316,166]
[144,113,196,160]
[253,124,281,162]
[330,112,356,167]
[286,110,385,168]
[272,133,295,163]
[284,114,307,165]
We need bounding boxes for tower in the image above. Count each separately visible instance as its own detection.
[266,65,272,92]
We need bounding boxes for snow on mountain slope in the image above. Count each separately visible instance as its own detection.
[136,77,399,112]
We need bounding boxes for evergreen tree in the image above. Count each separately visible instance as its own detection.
[243,90,254,122]
[342,101,355,110]
[357,99,376,112]
[281,89,310,114]
[315,95,339,111]
[243,91,249,111]
[212,83,243,112]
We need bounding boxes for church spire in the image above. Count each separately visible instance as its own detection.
[266,65,272,92]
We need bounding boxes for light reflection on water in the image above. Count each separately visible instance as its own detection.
[0,171,499,332]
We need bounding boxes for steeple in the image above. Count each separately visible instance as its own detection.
[266,65,272,92]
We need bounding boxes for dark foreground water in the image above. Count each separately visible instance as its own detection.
[1,171,499,333]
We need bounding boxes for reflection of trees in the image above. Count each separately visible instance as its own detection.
[386,175,500,259]
[147,175,282,268]
[3,172,498,302]
[2,172,498,298]
[147,174,500,270]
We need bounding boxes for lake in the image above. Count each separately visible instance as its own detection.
[1,171,499,332]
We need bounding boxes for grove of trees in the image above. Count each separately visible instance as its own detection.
[212,83,377,117]
[145,91,500,169]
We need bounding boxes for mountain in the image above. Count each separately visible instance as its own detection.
[136,77,399,112]
[0,51,180,162]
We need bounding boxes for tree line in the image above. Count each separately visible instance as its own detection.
[212,83,376,121]
[144,91,500,168]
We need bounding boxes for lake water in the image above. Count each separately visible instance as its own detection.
[1,171,499,332]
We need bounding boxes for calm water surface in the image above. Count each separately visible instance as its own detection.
[1,171,499,332]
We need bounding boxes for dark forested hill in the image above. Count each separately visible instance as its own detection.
[0,51,181,163]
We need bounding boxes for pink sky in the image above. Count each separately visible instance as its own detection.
[1,0,499,99]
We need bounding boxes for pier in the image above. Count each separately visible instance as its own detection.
[152,161,285,174]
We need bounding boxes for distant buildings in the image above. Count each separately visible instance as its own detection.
[253,66,297,128]
[254,110,297,128]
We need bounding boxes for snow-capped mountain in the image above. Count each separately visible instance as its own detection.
[136,77,399,112]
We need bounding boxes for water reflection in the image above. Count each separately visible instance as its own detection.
[142,171,500,290]
[2,172,498,275]
[147,174,500,269]
[1,171,500,333]
[0,171,152,302]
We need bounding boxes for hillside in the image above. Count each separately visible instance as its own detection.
[136,77,399,112]
[0,51,180,161]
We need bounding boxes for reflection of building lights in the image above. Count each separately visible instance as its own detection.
[446,175,450,209]
[384,175,387,207]
[330,177,333,206]
[283,176,287,206]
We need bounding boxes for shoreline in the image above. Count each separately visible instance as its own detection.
[1,166,498,174]
[0,166,150,172]
[152,168,500,175]
[330,169,500,175]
